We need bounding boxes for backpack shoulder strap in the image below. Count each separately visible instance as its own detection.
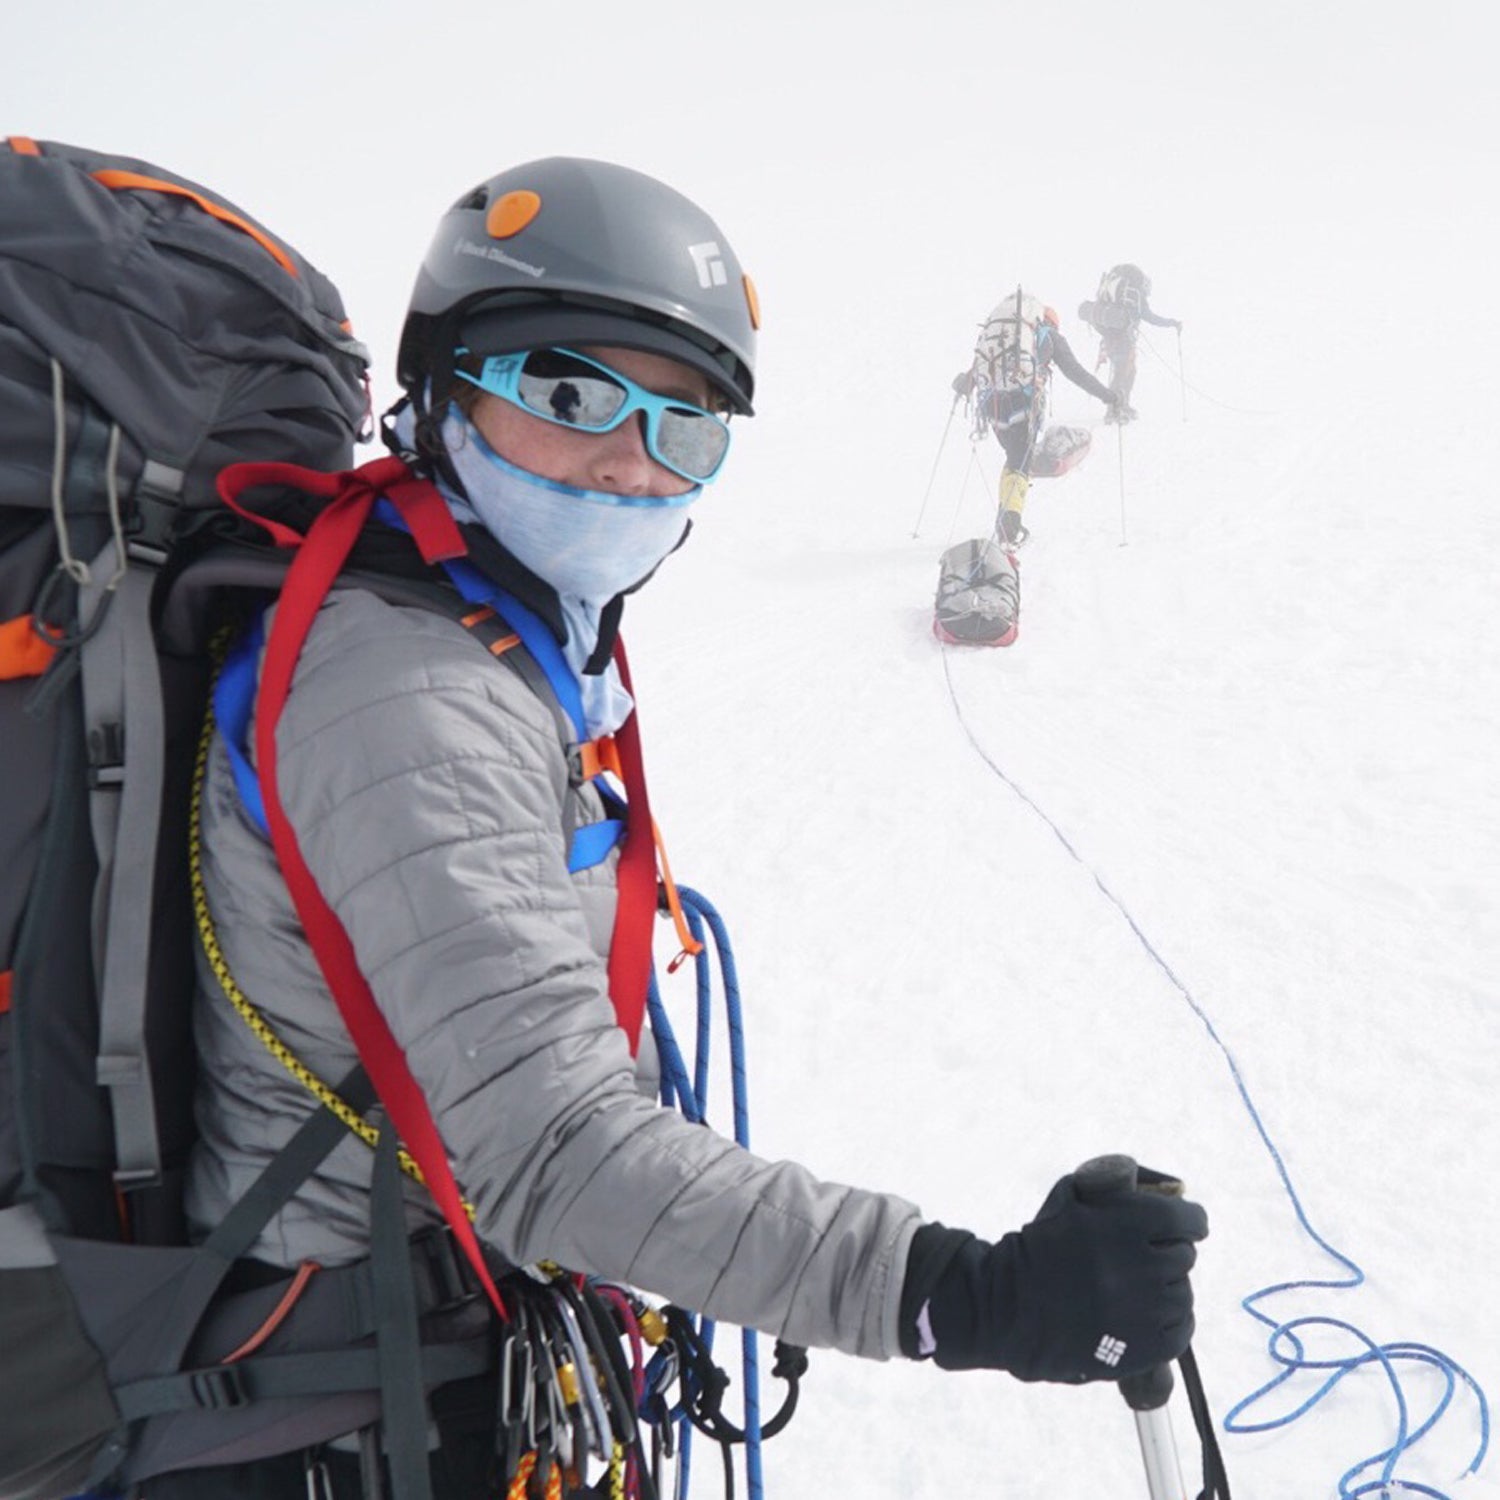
[84,556,169,1191]
[207,548,625,874]
[228,456,512,1323]
[435,595,623,866]
[67,408,180,1198]
[366,498,623,866]
[215,453,673,1165]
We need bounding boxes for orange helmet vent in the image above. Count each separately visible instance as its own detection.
[742,273,762,331]
[487,190,542,240]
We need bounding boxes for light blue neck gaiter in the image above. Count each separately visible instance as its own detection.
[439,407,697,604]
[395,404,694,736]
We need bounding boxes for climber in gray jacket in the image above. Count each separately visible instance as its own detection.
[179,157,1206,1498]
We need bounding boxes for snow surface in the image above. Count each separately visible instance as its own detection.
[11,2,1499,1495]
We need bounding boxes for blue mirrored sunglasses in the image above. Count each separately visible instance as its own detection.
[454,347,732,485]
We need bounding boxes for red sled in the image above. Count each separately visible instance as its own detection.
[1031,423,1092,479]
[933,616,1018,648]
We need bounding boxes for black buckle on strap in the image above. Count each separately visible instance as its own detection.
[125,461,187,565]
[410,1226,481,1311]
[87,722,126,788]
[190,1365,249,1410]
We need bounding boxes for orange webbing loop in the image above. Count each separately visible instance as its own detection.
[654,821,705,970]
[0,615,57,680]
[219,1261,323,1364]
[90,170,300,279]
[5,137,41,156]
[455,605,520,658]
[578,734,703,965]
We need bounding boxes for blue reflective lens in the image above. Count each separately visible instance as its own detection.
[455,347,731,484]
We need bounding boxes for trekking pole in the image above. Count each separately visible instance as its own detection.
[947,448,982,543]
[1176,326,1187,423]
[911,394,960,538]
[1075,1155,1189,1500]
[1116,423,1129,547]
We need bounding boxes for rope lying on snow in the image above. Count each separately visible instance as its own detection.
[938,650,1489,1499]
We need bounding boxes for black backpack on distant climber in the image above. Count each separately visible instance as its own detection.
[1081,263,1151,334]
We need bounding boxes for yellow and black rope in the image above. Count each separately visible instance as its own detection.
[188,633,434,1195]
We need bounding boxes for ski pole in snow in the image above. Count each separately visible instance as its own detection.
[1176,326,1187,423]
[911,394,960,538]
[1075,1155,1189,1500]
[1116,423,1129,547]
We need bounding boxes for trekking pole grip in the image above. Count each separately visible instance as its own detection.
[1073,1154,1176,1412]
[1074,1154,1190,1500]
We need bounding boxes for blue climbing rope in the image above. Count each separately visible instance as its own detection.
[647,887,765,1500]
[939,650,1489,1498]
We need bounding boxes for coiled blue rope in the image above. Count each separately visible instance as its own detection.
[940,652,1489,1498]
[647,887,765,1500]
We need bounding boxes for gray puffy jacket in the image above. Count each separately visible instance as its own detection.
[188,580,920,1360]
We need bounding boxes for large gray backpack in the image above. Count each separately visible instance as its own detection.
[933,538,1021,648]
[0,137,388,1499]
[972,287,1049,394]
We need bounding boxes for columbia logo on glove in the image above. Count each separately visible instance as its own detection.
[898,1156,1208,1385]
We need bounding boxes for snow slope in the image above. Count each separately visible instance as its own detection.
[631,267,1500,1497]
[10,3,1499,1495]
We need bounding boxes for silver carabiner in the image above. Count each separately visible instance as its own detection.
[553,1294,614,1462]
[303,1453,334,1500]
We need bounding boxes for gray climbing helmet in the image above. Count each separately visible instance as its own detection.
[397,157,759,420]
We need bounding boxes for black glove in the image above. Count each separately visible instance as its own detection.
[951,369,974,397]
[900,1164,1207,1383]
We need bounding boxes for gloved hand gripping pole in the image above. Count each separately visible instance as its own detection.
[1074,1155,1190,1500]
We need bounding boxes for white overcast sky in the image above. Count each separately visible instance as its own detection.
[11,0,1496,445]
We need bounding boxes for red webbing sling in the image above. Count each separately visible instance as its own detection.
[216,456,661,1315]
[605,641,658,1055]
[224,455,512,1316]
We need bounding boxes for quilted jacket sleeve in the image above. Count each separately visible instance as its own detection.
[272,589,920,1361]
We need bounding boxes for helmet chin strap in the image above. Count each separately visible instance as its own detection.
[387,319,468,496]
[576,514,694,675]
[380,394,461,490]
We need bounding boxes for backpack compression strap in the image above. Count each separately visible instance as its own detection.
[219,455,512,1320]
